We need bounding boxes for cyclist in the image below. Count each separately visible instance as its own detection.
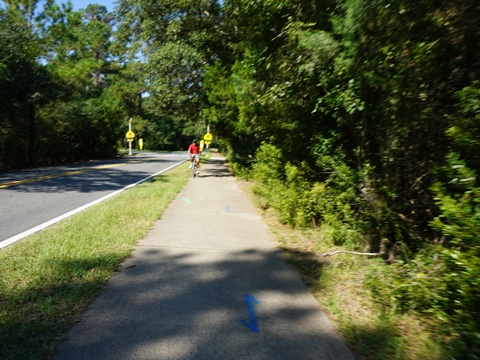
[188,139,201,175]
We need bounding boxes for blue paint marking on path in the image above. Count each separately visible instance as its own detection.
[240,295,260,333]
[182,198,191,203]
[226,205,231,212]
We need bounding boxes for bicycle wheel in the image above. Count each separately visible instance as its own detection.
[193,162,197,178]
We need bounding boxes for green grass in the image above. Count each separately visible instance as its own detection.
[0,164,191,360]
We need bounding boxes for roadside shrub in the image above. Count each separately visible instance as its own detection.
[251,142,364,244]
[366,249,449,314]
[312,156,365,247]
[430,155,480,357]
[252,142,285,185]
[251,144,310,226]
[365,156,480,359]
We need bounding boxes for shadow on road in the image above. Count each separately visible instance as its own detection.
[0,158,177,194]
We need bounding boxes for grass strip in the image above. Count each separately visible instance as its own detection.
[0,164,191,360]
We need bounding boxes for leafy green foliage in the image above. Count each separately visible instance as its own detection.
[115,0,226,143]
[0,2,125,168]
[430,157,480,356]
[448,81,480,173]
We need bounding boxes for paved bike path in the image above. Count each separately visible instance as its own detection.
[53,154,354,360]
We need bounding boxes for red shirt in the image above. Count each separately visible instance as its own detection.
[188,143,200,154]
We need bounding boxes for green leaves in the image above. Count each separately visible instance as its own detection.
[114,0,225,140]
[432,155,480,252]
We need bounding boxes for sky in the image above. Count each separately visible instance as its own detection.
[69,0,117,12]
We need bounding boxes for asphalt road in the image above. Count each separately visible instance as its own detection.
[0,152,187,248]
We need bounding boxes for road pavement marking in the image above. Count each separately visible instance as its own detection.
[240,295,260,333]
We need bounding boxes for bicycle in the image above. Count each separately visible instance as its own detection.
[192,160,199,178]
[190,155,200,178]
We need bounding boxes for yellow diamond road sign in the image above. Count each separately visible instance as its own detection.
[203,132,212,144]
[126,130,135,140]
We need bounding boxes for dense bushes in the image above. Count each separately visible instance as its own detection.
[252,143,364,246]
[250,141,480,358]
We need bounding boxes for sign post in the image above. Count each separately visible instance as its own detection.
[126,118,135,155]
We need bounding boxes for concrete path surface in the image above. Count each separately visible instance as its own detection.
[53,154,354,360]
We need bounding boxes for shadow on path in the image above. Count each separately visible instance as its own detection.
[52,246,350,360]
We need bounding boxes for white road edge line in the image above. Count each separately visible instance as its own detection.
[0,160,187,250]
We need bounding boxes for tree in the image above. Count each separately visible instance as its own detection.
[42,3,124,162]
[115,0,226,143]
[0,1,128,168]
[0,1,56,167]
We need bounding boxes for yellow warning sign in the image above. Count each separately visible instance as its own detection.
[126,130,135,141]
[204,132,212,144]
